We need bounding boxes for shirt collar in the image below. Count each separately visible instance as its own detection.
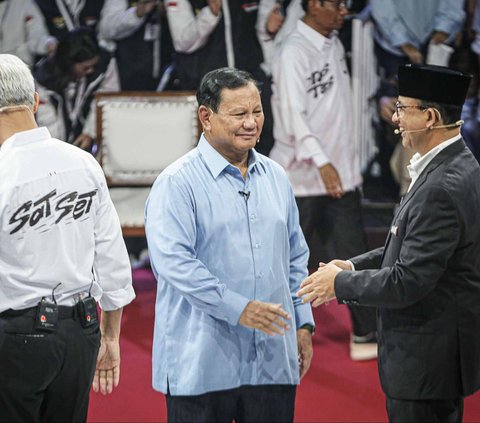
[297,20,334,53]
[407,133,462,180]
[0,127,51,153]
[197,134,265,179]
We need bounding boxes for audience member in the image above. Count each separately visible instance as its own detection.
[99,0,175,91]
[34,0,105,42]
[299,64,479,423]
[370,0,465,198]
[256,0,304,76]
[145,67,314,422]
[165,0,278,154]
[34,27,119,152]
[270,0,377,361]
[0,0,53,66]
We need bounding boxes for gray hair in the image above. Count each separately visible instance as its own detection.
[0,54,35,109]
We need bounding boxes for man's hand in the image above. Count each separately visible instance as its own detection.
[297,263,342,307]
[379,96,396,124]
[207,0,222,16]
[297,328,313,379]
[73,133,93,150]
[136,0,157,17]
[266,3,285,37]
[319,259,352,271]
[93,337,120,395]
[319,163,344,198]
[400,43,423,64]
[239,300,291,335]
[430,31,449,45]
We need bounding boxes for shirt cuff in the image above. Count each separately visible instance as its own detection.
[346,260,355,271]
[215,289,251,326]
[294,302,314,329]
[312,153,330,168]
[98,284,136,311]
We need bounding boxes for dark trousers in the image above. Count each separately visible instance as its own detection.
[166,384,296,423]
[386,397,464,423]
[0,309,100,423]
[296,190,376,336]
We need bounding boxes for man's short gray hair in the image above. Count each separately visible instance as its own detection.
[0,54,35,109]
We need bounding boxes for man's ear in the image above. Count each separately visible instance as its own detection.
[32,92,40,114]
[426,107,441,127]
[198,105,212,131]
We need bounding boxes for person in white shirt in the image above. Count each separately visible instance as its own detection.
[0,0,54,66]
[0,54,135,423]
[256,0,304,77]
[270,0,377,360]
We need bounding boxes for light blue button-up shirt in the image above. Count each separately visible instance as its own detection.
[370,0,465,56]
[145,135,313,396]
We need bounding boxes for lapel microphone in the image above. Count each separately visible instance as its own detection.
[394,120,464,135]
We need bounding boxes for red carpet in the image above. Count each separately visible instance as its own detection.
[88,269,480,422]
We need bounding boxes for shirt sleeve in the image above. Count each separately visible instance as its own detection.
[98,0,146,40]
[273,44,330,166]
[433,0,465,35]
[283,176,314,328]
[370,0,411,49]
[25,1,55,56]
[91,163,135,311]
[145,173,251,325]
[335,186,460,308]
[166,0,221,53]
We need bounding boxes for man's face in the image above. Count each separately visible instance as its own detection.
[310,0,348,36]
[203,82,264,160]
[392,96,429,151]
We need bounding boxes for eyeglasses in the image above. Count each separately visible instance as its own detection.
[321,0,351,9]
[394,101,427,116]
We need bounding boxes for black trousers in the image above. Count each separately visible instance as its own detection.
[166,384,296,423]
[386,396,464,423]
[296,190,377,336]
[0,308,100,423]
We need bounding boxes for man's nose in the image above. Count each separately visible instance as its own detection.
[243,114,256,128]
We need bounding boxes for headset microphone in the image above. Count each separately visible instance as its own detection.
[394,120,464,135]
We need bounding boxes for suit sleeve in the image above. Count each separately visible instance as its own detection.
[335,185,460,308]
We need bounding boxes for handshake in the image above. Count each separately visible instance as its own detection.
[296,259,353,307]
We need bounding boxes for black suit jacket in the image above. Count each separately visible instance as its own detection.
[335,139,480,400]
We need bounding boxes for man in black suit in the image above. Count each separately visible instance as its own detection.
[297,64,480,423]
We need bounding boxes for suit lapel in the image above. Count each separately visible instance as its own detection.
[381,139,466,258]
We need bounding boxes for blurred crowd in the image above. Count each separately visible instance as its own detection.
[1,0,479,198]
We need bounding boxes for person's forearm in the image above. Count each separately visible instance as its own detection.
[100,308,123,339]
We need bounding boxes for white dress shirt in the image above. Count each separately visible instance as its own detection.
[407,134,462,192]
[0,127,135,312]
[270,20,362,197]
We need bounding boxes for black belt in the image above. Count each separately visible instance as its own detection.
[0,304,76,319]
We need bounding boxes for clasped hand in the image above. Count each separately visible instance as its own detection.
[297,260,348,307]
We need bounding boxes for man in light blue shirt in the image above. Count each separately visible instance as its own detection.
[145,67,314,422]
[370,0,464,64]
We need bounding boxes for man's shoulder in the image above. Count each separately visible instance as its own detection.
[152,147,201,190]
[281,28,309,54]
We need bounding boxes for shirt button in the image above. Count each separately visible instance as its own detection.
[250,213,256,219]
[254,243,260,249]
[257,272,263,279]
